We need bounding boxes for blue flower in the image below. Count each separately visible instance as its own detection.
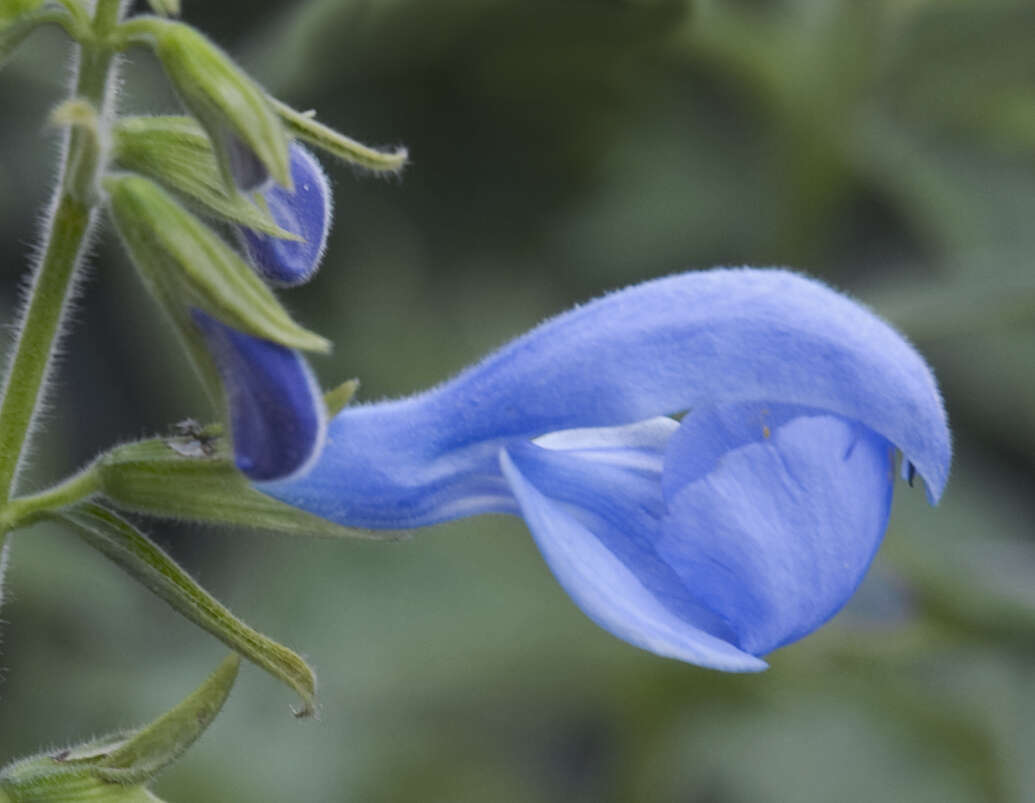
[216,268,952,670]
[237,143,332,287]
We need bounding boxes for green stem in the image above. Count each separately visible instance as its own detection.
[0,0,124,543]
[0,197,91,506]
[0,463,101,531]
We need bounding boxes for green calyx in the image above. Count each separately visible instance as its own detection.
[104,172,329,353]
[117,16,290,191]
[96,434,387,540]
[112,115,297,237]
[272,99,409,174]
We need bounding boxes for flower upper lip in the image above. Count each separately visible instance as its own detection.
[260,267,950,514]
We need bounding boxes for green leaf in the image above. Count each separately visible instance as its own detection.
[272,98,408,174]
[105,172,329,353]
[119,17,290,189]
[97,435,393,541]
[112,115,296,237]
[57,504,319,717]
[0,656,239,801]
[95,655,239,783]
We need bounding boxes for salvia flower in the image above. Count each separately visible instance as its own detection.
[213,268,952,670]
[237,143,332,286]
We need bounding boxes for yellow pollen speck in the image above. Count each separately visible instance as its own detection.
[762,425,771,439]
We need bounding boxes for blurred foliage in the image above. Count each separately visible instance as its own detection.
[1,0,1034,801]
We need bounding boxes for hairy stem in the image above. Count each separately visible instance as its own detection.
[0,462,102,532]
[0,0,124,542]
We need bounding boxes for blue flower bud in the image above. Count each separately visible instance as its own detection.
[238,144,331,287]
[191,309,325,481]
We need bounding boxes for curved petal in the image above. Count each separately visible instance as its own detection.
[261,269,949,528]
[656,404,895,655]
[238,144,331,286]
[506,433,740,644]
[424,268,947,501]
[192,310,326,481]
[499,448,766,671]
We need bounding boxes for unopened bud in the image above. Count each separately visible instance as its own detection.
[128,18,290,190]
[191,310,327,482]
[239,143,332,286]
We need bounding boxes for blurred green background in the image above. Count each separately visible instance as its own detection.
[2,0,1035,800]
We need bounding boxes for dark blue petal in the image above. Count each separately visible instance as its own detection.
[238,144,331,286]
[192,310,326,481]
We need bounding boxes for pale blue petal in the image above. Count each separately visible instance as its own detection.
[192,310,326,481]
[438,268,944,501]
[505,432,735,642]
[499,448,767,671]
[656,404,894,655]
[261,269,949,526]
[258,402,518,527]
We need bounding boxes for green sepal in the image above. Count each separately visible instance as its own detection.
[272,98,408,174]
[120,17,290,190]
[112,116,296,238]
[0,655,239,802]
[323,378,360,417]
[96,435,392,541]
[57,504,319,717]
[105,172,329,353]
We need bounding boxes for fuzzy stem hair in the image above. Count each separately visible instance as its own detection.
[0,0,126,549]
